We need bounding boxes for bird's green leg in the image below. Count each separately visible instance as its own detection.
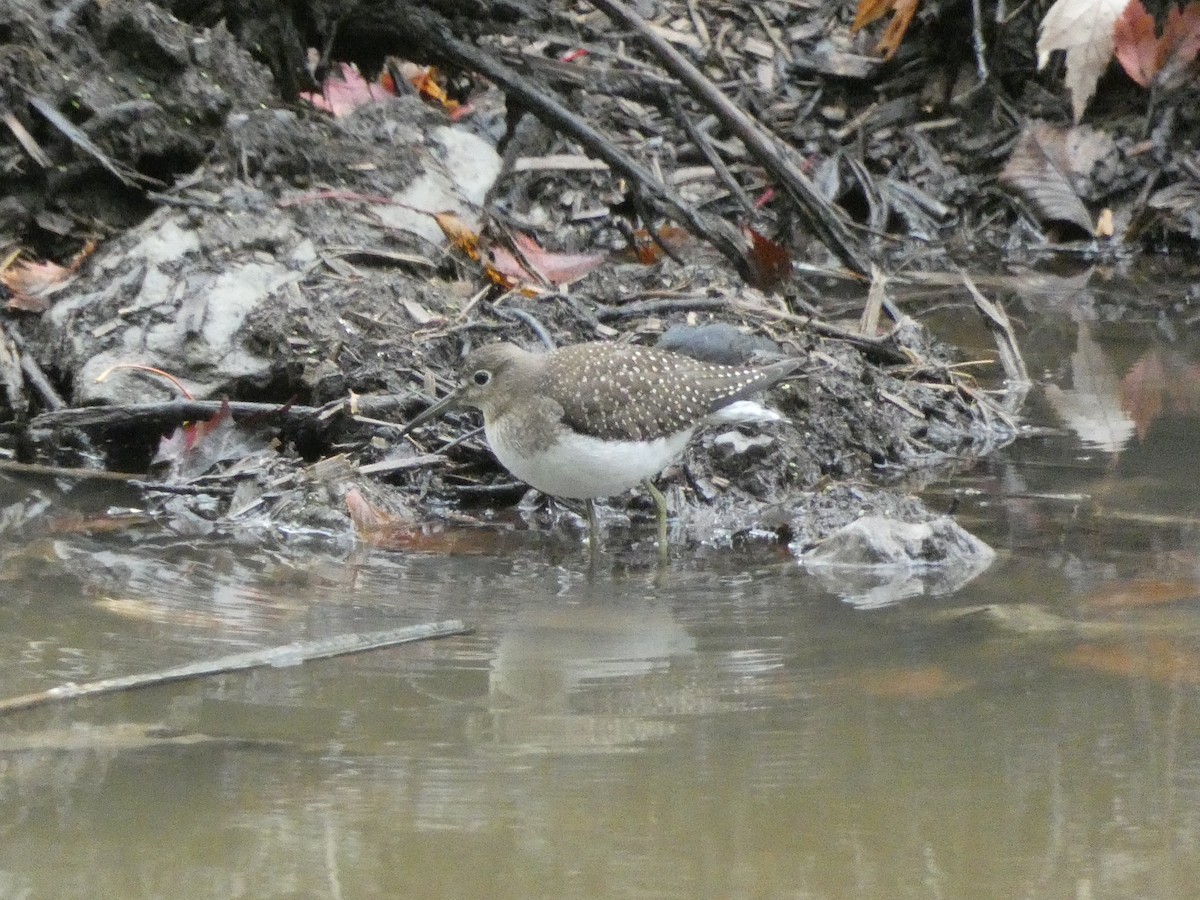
[585,498,599,554]
[642,479,669,548]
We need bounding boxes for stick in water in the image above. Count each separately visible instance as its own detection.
[0,619,470,716]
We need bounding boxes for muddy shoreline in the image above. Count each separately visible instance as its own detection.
[4,0,1189,558]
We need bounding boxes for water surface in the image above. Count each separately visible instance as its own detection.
[3,266,1200,899]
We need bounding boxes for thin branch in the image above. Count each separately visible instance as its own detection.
[587,0,868,275]
[0,619,470,716]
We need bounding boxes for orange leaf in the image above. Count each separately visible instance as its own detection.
[617,226,691,264]
[876,0,920,59]
[433,211,483,262]
[851,0,894,32]
[851,0,921,59]
[409,66,460,112]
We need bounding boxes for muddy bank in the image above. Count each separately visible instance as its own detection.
[0,0,1093,567]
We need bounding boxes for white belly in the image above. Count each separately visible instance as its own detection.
[487,422,693,499]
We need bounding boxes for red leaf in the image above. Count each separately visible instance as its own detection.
[1114,0,1160,87]
[1114,0,1200,88]
[299,62,392,117]
[489,233,606,286]
[742,227,793,293]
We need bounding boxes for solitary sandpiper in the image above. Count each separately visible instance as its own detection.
[399,341,799,547]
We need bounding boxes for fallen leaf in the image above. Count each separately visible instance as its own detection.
[433,211,484,263]
[152,400,274,481]
[617,226,691,264]
[1,240,94,312]
[299,62,393,117]
[1037,0,1130,121]
[742,227,793,293]
[153,400,235,466]
[1115,0,1200,87]
[1113,0,1161,86]
[489,232,606,286]
[1157,3,1200,84]
[999,120,1114,234]
[852,0,922,60]
[406,65,460,112]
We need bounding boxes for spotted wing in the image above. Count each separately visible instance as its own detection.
[542,344,797,442]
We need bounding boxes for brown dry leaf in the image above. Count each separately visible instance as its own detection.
[742,227,793,293]
[851,0,921,60]
[1037,0,1130,121]
[1061,639,1200,685]
[1115,0,1200,87]
[2,259,69,312]
[999,120,1114,234]
[1157,3,1200,81]
[152,399,240,474]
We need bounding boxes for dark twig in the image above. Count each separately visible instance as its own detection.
[587,0,867,275]
[27,95,160,188]
[666,92,754,214]
[495,306,557,350]
[404,12,751,277]
[33,398,325,432]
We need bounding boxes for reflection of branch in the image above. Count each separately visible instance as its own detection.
[0,620,470,716]
[960,272,1030,384]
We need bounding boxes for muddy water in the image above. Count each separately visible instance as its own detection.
[4,270,1200,899]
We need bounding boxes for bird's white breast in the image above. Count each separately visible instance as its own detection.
[486,419,694,499]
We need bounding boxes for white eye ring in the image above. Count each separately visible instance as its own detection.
[472,369,492,386]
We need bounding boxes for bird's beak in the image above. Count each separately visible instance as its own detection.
[397,387,464,437]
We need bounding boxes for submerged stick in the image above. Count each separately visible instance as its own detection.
[0,619,470,716]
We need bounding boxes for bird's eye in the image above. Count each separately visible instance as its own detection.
[472,369,491,386]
